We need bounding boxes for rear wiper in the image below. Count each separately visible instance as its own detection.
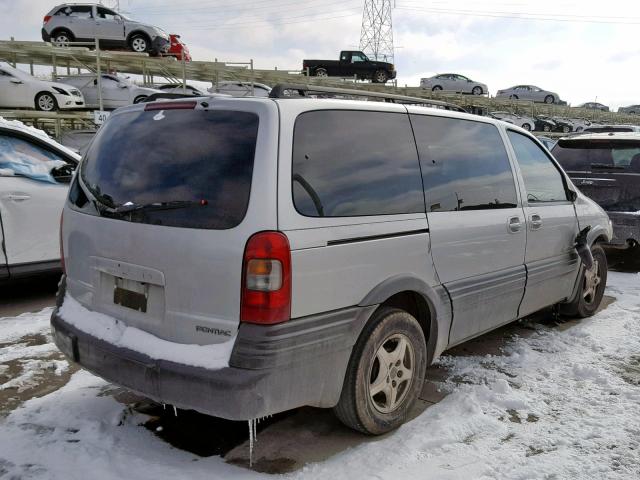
[590,163,625,170]
[111,199,209,215]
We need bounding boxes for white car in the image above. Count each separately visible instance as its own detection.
[0,118,79,280]
[208,81,271,97]
[61,74,161,109]
[0,62,85,111]
[489,111,535,131]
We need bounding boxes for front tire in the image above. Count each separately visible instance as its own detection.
[544,95,555,104]
[471,86,483,95]
[373,70,388,84]
[561,244,607,318]
[35,92,58,111]
[543,124,551,132]
[510,94,519,100]
[133,95,148,104]
[334,307,426,435]
[129,34,149,53]
[562,125,571,133]
[522,123,532,131]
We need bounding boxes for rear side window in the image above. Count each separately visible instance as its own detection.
[292,110,424,217]
[81,108,259,229]
[507,131,568,203]
[411,115,518,212]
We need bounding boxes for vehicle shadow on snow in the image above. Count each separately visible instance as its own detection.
[114,295,616,474]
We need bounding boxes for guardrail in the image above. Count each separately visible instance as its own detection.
[1,38,638,127]
[0,109,94,138]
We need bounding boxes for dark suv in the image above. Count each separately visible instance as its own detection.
[552,132,640,261]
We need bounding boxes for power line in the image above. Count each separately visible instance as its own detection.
[394,5,640,25]
[184,11,361,30]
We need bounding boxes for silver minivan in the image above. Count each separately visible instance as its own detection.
[51,87,612,435]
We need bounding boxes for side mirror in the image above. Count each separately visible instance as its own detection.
[10,78,22,84]
[567,189,578,202]
[115,14,123,22]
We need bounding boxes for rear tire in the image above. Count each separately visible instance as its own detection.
[432,85,442,92]
[563,125,571,133]
[510,94,519,100]
[133,95,148,104]
[543,125,551,132]
[334,307,426,435]
[522,123,532,131]
[52,29,74,47]
[561,244,607,318]
[314,67,328,78]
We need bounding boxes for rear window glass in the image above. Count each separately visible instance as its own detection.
[292,110,424,217]
[81,108,259,229]
[553,141,640,172]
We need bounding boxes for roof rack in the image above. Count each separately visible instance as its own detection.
[269,83,468,113]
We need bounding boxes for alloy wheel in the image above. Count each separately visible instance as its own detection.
[132,37,147,52]
[368,333,415,414]
[583,260,601,305]
[53,35,70,47]
[38,94,55,111]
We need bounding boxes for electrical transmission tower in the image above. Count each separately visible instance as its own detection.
[359,0,395,64]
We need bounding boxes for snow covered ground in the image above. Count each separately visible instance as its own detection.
[1,271,639,479]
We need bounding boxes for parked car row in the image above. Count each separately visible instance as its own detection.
[489,111,595,133]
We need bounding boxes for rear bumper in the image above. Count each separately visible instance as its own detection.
[41,28,51,42]
[51,299,374,420]
[606,212,640,245]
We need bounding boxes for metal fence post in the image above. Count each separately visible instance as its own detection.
[96,38,103,112]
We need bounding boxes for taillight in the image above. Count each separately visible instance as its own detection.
[240,231,291,325]
[144,100,197,111]
[44,15,52,24]
[59,211,65,274]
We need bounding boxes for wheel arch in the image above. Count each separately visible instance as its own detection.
[127,30,151,44]
[358,275,450,365]
[50,27,74,39]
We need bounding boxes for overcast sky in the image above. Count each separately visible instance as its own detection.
[2,0,640,109]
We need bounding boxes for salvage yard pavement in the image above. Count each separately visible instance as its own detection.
[0,271,639,479]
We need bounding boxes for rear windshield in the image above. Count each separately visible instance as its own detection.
[552,140,640,172]
[81,108,259,229]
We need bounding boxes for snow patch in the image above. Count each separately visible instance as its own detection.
[58,294,236,370]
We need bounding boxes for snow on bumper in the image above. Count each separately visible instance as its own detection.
[50,291,372,420]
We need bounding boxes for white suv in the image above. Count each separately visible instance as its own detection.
[51,86,611,435]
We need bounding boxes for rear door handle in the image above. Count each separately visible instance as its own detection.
[4,193,31,202]
[530,214,543,230]
[508,216,522,233]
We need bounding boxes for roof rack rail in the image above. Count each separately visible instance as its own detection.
[269,83,468,113]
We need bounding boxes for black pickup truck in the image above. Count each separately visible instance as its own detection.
[303,50,396,83]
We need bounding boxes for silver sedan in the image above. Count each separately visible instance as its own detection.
[420,74,488,95]
[496,85,561,104]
